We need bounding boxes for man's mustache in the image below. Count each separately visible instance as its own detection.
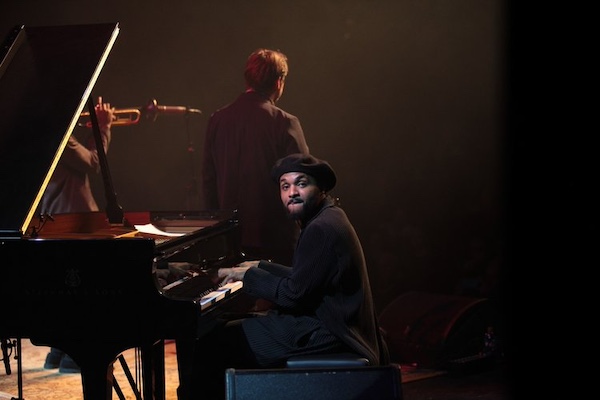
[287,198,303,205]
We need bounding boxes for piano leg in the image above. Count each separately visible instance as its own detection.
[32,340,124,400]
[175,337,195,400]
[78,357,115,400]
[141,340,166,400]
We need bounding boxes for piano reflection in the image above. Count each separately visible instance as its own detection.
[0,23,246,400]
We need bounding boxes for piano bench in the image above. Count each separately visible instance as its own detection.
[285,352,370,369]
[225,364,402,400]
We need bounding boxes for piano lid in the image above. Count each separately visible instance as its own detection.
[0,23,119,238]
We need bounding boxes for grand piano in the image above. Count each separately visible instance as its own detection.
[0,23,245,400]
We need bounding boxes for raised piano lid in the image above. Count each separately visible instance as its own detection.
[0,23,120,238]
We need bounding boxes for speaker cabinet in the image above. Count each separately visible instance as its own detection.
[378,291,493,369]
[225,365,402,400]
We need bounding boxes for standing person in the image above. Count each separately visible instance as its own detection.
[201,48,310,266]
[40,98,115,373]
[39,98,115,216]
[180,153,386,400]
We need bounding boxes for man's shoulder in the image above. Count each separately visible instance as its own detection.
[308,204,349,229]
[208,93,301,128]
[211,97,240,115]
[210,92,266,115]
[273,105,299,121]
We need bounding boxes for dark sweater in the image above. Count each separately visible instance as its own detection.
[242,197,382,366]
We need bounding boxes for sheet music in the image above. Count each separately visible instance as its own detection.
[134,223,185,237]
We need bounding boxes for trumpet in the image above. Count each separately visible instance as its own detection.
[79,108,141,128]
[78,99,202,127]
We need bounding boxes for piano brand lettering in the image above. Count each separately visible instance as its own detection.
[23,288,125,297]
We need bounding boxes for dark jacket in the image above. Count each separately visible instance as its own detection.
[241,197,382,366]
[201,91,309,264]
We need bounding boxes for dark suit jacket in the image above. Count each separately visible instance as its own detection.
[201,91,309,264]
[241,197,382,367]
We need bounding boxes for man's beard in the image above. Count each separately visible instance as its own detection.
[285,196,320,222]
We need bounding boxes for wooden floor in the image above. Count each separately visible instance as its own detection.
[0,339,180,400]
[1,339,511,400]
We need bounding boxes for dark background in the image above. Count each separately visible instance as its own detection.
[1,0,510,325]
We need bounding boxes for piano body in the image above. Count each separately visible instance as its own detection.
[2,210,244,399]
[0,23,245,399]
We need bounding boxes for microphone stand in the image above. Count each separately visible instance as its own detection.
[184,114,200,210]
[137,98,204,210]
[143,98,202,211]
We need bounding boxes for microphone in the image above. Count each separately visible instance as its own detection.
[143,98,202,121]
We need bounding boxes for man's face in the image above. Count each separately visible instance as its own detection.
[278,172,324,220]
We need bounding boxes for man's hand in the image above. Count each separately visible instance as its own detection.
[95,96,115,129]
[218,261,259,283]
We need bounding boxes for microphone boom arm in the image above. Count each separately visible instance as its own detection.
[143,98,202,122]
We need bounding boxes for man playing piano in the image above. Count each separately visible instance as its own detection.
[39,98,115,373]
[179,153,386,400]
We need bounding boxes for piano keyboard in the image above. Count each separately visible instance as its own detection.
[198,281,243,311]
[161,269,243,312]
